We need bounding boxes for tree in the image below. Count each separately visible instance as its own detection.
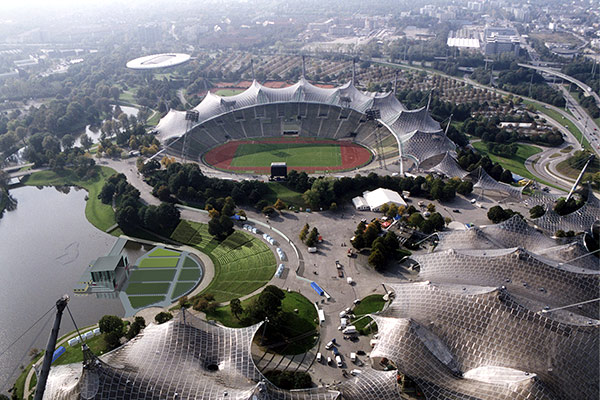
[299,223,309,242]
[126,316,146,340]
[305,227,319,247]
[529,205,545,219]
[155,312,173,324]
[330,202,337,211]
[274,198,287,211]
[99,315,124,336]
[262,205,276,215]
[407,212,424,229]
[230,298,243,320]
[351,233,365,249]
[61,134,75,150]
[368,248,387,270]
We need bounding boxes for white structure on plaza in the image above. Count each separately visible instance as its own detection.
[353,188,407,211]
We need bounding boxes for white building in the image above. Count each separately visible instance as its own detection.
[352,188,407,211]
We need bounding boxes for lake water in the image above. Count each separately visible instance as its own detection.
[0,186,124,392]
[73,105,140,147]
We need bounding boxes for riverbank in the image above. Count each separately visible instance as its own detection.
[23,166,119,233]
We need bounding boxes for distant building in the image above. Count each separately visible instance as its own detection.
[352,188,407,211]
[483,26,520,56]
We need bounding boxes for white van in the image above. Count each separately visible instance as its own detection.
[350,352,357,363]
[316,352,322,363]
[325,341,334,350]
[350,369,362,376]
[343,326,357,334]
[336,355,343,367]
[307,247,317,253]
[347,277,354,285]
[327,356,332,365]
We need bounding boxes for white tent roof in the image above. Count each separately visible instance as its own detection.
[363,188,407,209]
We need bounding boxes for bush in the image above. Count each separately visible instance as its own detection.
[155,311,173,324]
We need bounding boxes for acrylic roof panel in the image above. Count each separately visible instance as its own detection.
[336,369,401,400]
[481,215,556,252]
[429,152,468,178]
[43,313,339,400]
[370,315,557,400]
[533,191,600,234]
[379,282,599,400]
[471,167,524,200]
[401,130,456,164]
[413,247,600,319]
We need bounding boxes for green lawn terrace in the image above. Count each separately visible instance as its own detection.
[171,221,277,303]
[119,245,204,316]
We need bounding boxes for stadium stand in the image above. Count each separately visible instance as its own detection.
[156,79,456,171]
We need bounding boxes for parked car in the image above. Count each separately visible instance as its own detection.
[336,355,343,367]
[316,352,322,363]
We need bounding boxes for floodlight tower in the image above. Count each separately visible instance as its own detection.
[182,110,199,163]
[34,295,69,400]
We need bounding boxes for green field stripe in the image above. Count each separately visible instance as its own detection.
[129,269,177,282]
[171,282,197,299]
[230,142,342,167]
[138,257,180,268]
[178,268,201,281]
[127,296,165,308]
[125,282,171,295]
[148,248,180,257]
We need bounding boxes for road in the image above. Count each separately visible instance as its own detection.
[555,84,600,157]
[518,63,600,108]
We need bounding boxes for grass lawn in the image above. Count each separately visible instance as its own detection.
[128,295,165,308]
[138,257,179,268]
[126,282,170,295]
[172,282,196,298]
[525,100,592,151]
[171,221,276,303]
[472,141,542,181]
[205,291,318,354]
[178,268,201,281]
[352,294,386,333]
[214,88,245,96]
[265,182,305,208]
[53,334,110,366]
[119,89,137,105]
[231,142,342,168]
[183,256,199,268]
[24,166,117,232]
[146,111,161,127]
[128,269,177,282]
[148,248,180,257]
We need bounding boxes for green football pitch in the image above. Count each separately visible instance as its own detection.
[230,142,342,167]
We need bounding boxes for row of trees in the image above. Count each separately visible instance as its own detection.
[143,161,271,209]
[457,148,515,184]
[98,173,181,235]
[462,116,563,147]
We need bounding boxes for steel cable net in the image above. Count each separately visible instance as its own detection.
[470,166,524,201]
[373,282,599,400]
[414,247,600,319]
[43,312,338,400]
[532,186,600,234]
[429,152,468,178]
[435,216,598,270]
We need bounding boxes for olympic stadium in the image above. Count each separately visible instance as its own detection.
[154,76,456,174]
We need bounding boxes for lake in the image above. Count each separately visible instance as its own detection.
[0,186,124,392]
